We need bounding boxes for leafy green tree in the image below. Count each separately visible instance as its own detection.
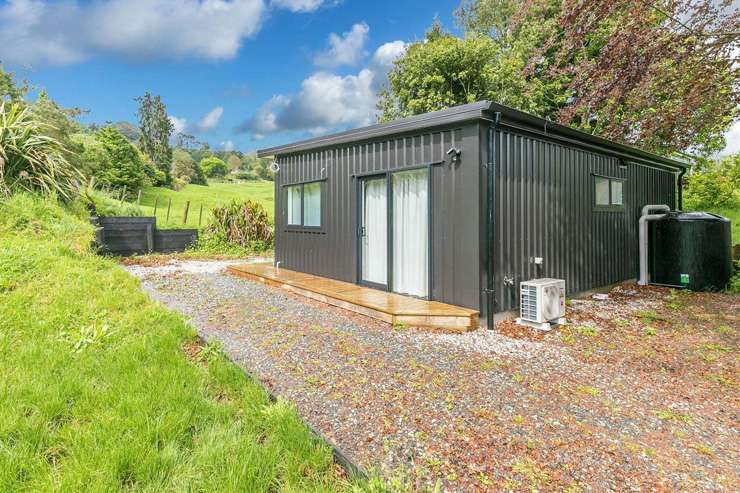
[200,156,228,178]
[684,154,740,210]
[136,92,173,183]
[227,154,242,172]
[381,0,739,156]
[241,154,274,181]
[94,126,146,191]
[171,149,206,185]
[0,64,26,102]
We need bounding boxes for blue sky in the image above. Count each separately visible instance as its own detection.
[0,0,462,153]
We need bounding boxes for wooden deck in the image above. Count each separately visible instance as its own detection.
[227,263,479,330]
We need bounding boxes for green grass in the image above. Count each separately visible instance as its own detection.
[136,181,275,229]
[0,193,363,492]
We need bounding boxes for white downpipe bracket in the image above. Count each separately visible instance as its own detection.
[638,204,670,286]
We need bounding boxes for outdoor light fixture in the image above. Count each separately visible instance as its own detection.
[269,161,280,173]
[446,146,461,164]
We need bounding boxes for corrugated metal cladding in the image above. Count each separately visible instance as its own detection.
[274,123,482,310]
[488,127,676,313]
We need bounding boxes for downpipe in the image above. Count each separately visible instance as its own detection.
[485,112,501,330]
[638,204,670,286]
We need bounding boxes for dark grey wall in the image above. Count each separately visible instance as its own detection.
[274,122,482,311]
[483,126,677,314]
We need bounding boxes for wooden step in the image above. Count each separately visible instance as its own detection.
[227,263,479,331]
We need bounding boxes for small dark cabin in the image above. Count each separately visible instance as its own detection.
[257,101,687,328]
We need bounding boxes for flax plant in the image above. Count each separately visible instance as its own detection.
[0,102,82,200]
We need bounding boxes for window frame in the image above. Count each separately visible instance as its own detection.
[282,179,325,231]
[592,174,626,212]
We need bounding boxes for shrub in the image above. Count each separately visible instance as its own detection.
[94,126,146,191]
[200,156,228,178]
[171,148,206,185]
[0,102,83,200]
[684,154,739,210]
[206,200,274,251]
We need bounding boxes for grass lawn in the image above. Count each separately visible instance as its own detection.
[137,181,275,229]
[0,194,361,492]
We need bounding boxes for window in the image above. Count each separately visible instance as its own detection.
[594,175,625,210]
[284,181,322,228]
[303,182,321,227]
[287,185,302,225]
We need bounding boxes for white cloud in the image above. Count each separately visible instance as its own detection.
[169,115,188,135]
[194,106,224,132]
[717,119,740,157]
[314,22,369,67]
[370,40,407,74]
[270,0,326,13]
[240,39,407,137]
[221,139,235,151]
[0,0,267,65]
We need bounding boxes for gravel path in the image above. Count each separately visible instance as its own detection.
[126,260,739,492]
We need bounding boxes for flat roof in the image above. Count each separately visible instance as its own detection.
[257,101,687,169]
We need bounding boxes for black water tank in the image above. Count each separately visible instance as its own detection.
[650,211,732,290]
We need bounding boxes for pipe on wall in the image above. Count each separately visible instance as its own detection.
[677,168,686,210]
[638,204,670,285]
[485,112,502,330]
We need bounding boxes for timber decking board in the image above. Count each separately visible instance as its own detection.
[227,263,479,330]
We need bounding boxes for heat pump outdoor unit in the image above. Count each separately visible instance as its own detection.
[516,278,567,330]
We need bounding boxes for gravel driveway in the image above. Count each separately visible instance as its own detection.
[126,260,739,492]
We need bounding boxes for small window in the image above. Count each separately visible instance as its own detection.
[284,181,322,228]
[286,185,302,226]
[594,175,625,210]
[595,177,610,206]
[611,180,623,205]
[303,182,321,227]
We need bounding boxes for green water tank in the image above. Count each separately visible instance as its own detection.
[650,211,732,291]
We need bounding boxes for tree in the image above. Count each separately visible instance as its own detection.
[93,127,146,191]
[0,64,27,102]
[171,148,206,186]
[200,156,228,178]
[684,153,740,210]
[380,0,739,156]
[136,92,174,183]
[227,154,242,172]
[112,121,140,143]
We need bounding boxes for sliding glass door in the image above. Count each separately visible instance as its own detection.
[392,169,429,298]
[360,176,388,288]
[358,168,429,298]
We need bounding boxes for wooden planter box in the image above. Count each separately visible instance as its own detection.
[92,216,197,256]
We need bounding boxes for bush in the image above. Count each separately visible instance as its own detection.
[200,156,228,178]
[171,149,206,185]
[684,154,739,210]
[205,200,274,251]
[230,171,258,181]
[94,126,146,191]
[0,102,83,200]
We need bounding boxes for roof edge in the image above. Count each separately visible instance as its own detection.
[257,101,688,169]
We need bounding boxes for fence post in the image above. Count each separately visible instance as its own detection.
[119,185,127,205]
[183,201,190,225]
[166,198,172,224]
[136,190,142,206]
[198,204,203,227]
[153,197,159,217]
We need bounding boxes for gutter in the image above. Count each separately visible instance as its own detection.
[484,112,501,330]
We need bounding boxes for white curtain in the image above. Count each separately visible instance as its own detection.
[287,185,301,225]
[392,169,428,297]
[303,182,321,226]
[362,178,387,285]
